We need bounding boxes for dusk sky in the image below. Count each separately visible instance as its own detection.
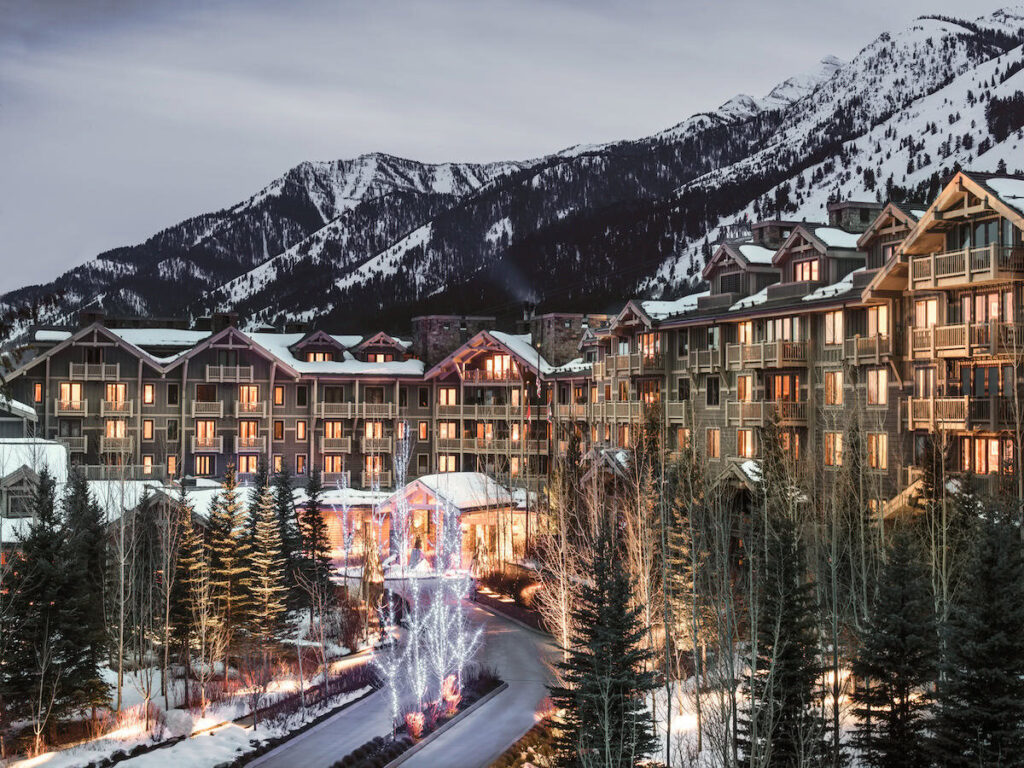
[0,0,1008,292]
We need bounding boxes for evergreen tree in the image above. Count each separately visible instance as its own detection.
[62,469,111,715]
[247,455,270,539]
[168,488,198,702]
[248,483,288,646]
[207,464,251,681]
[273,466,301,607]
[549,521,659,768]
[851,532,937,768]
[739,514,824,768]
[299,467,332,598]
[931,513,1024,766]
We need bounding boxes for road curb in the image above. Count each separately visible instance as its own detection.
[384,681,510,768]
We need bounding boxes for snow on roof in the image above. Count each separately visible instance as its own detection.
[738,244,776,264]
[89,479,168,521]
[296,484,389,509]
[34,329,71,343]
[739,460,761,483]
[0,438,68,483]
[731,286,770,310]
[813,227,861,249]
[488,331,553,373]
[911,209,927,218]
[547,357,591,375]
[987,177,1024,214]
[412,472,512,510]
[2,397,36,422]
[640,291,710,320]
[802,267,864,302]
[108,328,211,348]
[248,332,424,376]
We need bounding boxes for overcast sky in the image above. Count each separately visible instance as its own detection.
[0,0,1008,292]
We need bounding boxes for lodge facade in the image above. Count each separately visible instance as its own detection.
[7,171,1024,514]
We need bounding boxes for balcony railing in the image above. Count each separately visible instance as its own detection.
[320,436,352,453]
[842,334,893,365]
[906,395,1017,431]
[234,400,267,418]
[205,364,254,382]
[463,368,521,383]
[57,435,87,453]
[191,400,224,418]
[234,434,266,453]
[360,436,393,453]
[361,470,393,489]
[726,400,808,427]
[100,435,134,454]
[687,347,723,372]
[323,470,351,487]
[100,399,134,417]
[775,400,808,426]
[54,398,88,417]
[359,403,397,419]
[726,340,808,370]
[191,435,224,453]
[910,244,1024,288]
[317,402,355,419]
[911,322,1024,358]
[78,464,166,481]
[592,401,645,421]
[554,403,588,420]
[69,362,119,381]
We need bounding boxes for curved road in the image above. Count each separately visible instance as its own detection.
[250,602,554,768]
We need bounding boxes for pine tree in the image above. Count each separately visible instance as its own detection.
[168,488,198,705]
[549,521,659,768]
[248,484,288,646]
[247,455,270,539]
[273,466,301,607]
[62,469,111,716]
[851,532,937,768]
[207,464,251,683]
[299,467,332,599]
[739,513,824,768]
[931,513,1024,766]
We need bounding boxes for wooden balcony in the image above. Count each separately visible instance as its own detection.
[100,399,134,418]
[320,436,352,453]
[57,435,87,453]
[54,398,88,417]
[205,364,253,382]
[317,402,355,419]
[361,470,392,489]
[911,322,1024,359]
[910,244,1024,289]
[775,400,808,426]
[234,400,267,418]
[100,435,134,454]
[359,403,397,419]
[842,334,893,365]
[726,400,807,427]
[191,435,224,453]
[726,340,808,370]
[554,403,588,420]
[906,395,1016,431]
[592,401,644,421]
[79,463,166,481]
[687,348,723,373]
[69,362,119,381]
[360,436,393,453]
[463,368,521,384]
[637,352,665,376]
[323,471,351,487]
[233,434,266,453]
[191,400,224,418]
[592,360,606,379]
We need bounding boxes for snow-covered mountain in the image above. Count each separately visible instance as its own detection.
[5,6,1024,333]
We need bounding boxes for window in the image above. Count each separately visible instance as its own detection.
[238,419,259,441]
[142,419,154,440]
[417,453,429,475]
[59,381,82,407]
[794,259,819,282]
[273,420,284,440]
[106,382,127,404]
[238,385,259,412]
[737,374,753,403]
[105,419,126,438]
[196,383,216,402]
[33,382,42,403]
[296,386,308,407]
[868,433,888,470]
[367,352,393,363]
[397,422,407,441]
[677,378,690,401]
[296,420,307,441]
[824,370,844,406]
[677,332,688,357]
[273,455,282,473]
[195,420,216,446]
[418,421,429,441]
[167,383,179,406]
[637,333,660,360]
[738,321,753,345]
[419,387,429,407]
[780,431,799,460]
[364,420,383,439]
[142,455,153,475]
[307,351,333,362]
[439,454,457,472]
[143,383,155,405]
[915,298,937,328]
[737,429,755,459]
[324,455,345,474]
[867,368,888,405]
[439,421,457,439]
[167,419,179,442]
[296,454,307,475]
[676,428,690,450]
[707,326,720,350]
[167,455,177,476]
[867,305,889,337]
[274,386,284,406]
[706,428,721,459]
[195,455,212,476]
[439,387,457,406]
[706,376,721,407]
[824,310,843,346]
[238,455,258,474]
[511,423,521,442]
[399,388,408,408]
[824,432,843,467]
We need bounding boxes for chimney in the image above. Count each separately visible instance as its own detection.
[79,308,105,328]
[211,312,238,333]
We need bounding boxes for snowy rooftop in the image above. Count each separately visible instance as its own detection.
[410,472,512,510]
[738,244,776,264]
[802,268,864,302]
[986,177,1024,215]
[247,332,425,376]
[0,438,69,483]
[488,331,554,373]
[640,291,710,320]
[1,397,36,422]
[730,286,770,310]
[812,226,861,249]
[34,328,72,343]
[108,328,212,349]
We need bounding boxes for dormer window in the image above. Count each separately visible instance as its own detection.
[794,259,819,282]
[306,351,333,362]
[366,353,393,363]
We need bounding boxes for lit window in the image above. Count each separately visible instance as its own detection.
[195,455,212,476]
[33,382,43,403]
[706,428,720,459]
[737,322,753,345]
[324,455,345,474]
[142,455,153,475]
[737,429,755,459]
[439,387,457,406]
[868,433,888,470]
[737,374,753,403]
[273,420,284,440]
[272,455,282,473]
[795,259,819,282]
[296,420,307,440]
[867,305,889,337]
[824,310,843,346]
[167,455,177,476]
[143,383,155,405]
[824,370,844,406]
[238,455,257,474]
[274,386,284,406]
[306,351,333,362]
[296,454,307,475]
[677,428,690,450]
[867,368,888,405]
[419,421,428,441]
[825,432,843,467]
[142,419,154,440]
[439,454,457,472]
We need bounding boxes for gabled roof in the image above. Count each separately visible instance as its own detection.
[771,223,859,266]
[377,472,512,515]
[702,239,777,279]
[856,201,922,249]
[289,329,349,354]
[424,330,550,380]
[354,331,407,352]
[163,325,301,377]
